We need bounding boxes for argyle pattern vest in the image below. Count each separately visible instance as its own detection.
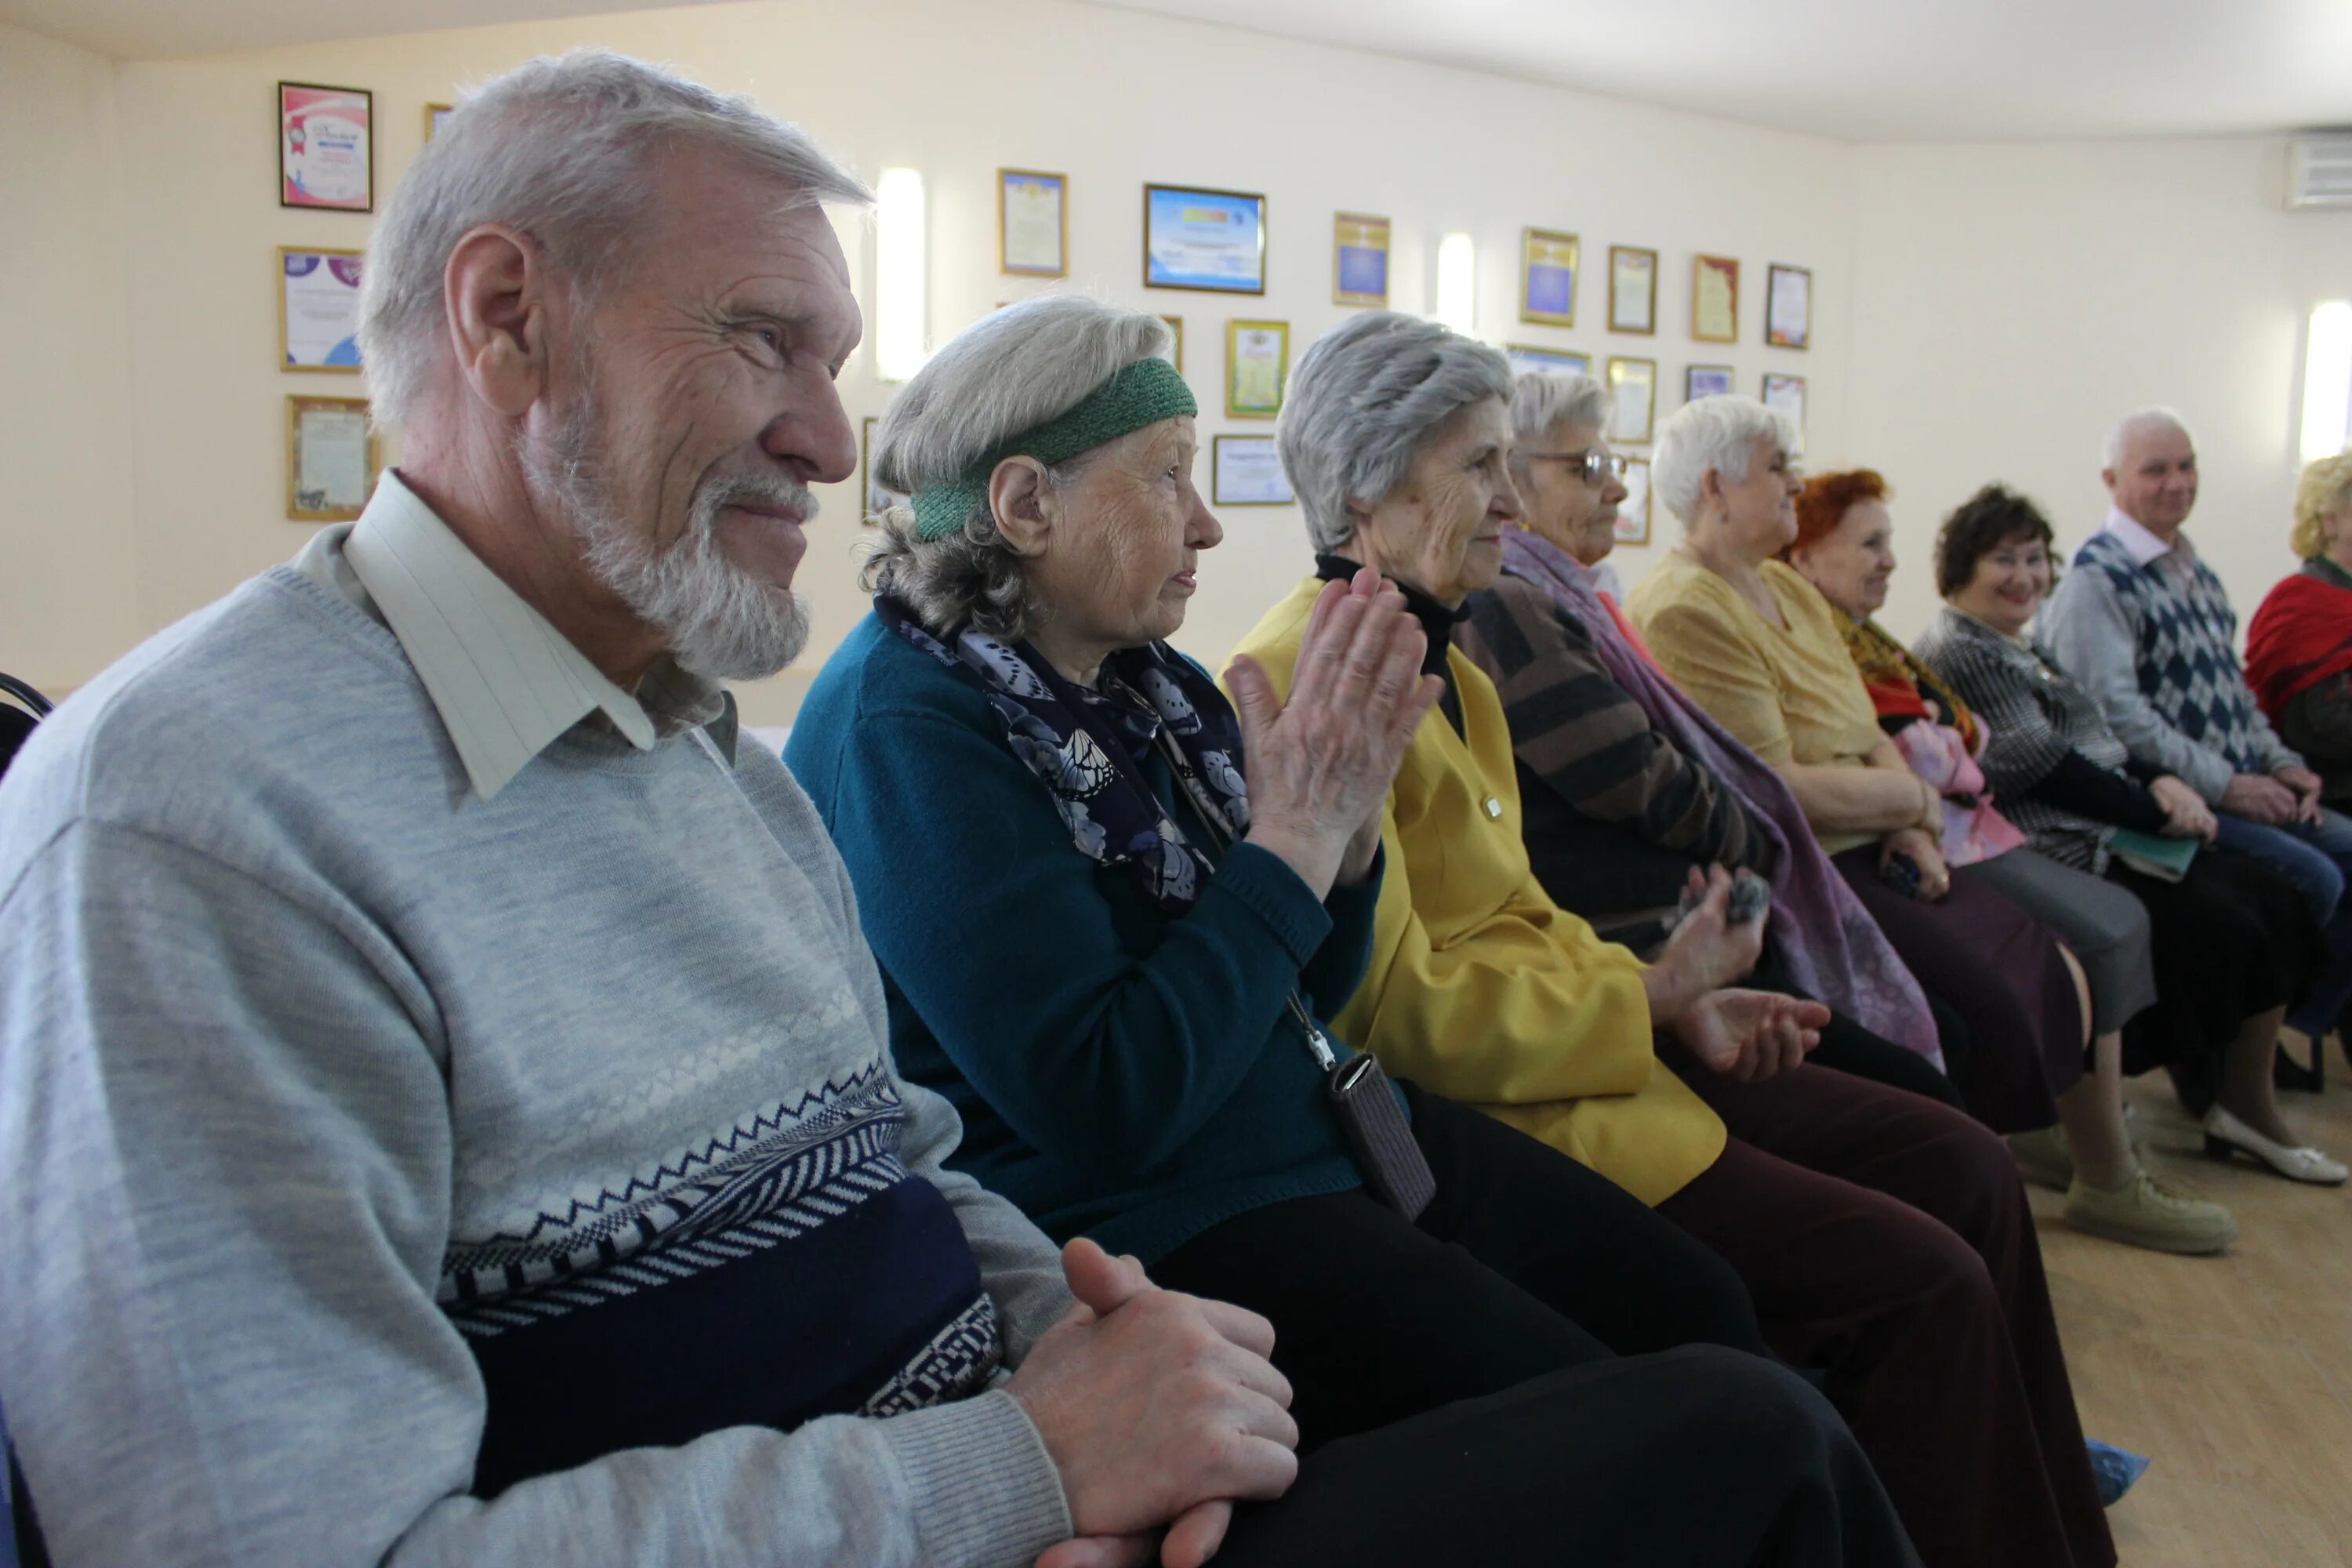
[2073,528,2269,772]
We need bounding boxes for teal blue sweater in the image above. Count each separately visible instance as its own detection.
[789,612,1379,1263]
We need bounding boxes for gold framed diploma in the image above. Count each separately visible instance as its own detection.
[1608,245,1657,336]
[1226,319,1290,419]
[998,169,1068,278]
[286,395,379,521]
[1692,255,1740,343]
[1520,228,1580,328]
[1160,315,1185,373]
[1762,372,1808,443]
[424,103,454,141]
[1617,458,1652,546]
[1606,357,1657,445]
[1333,212,1391,307]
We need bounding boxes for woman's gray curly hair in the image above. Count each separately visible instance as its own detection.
[861,296,1174,640]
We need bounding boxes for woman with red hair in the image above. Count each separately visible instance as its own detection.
[1784,469,2232,1254]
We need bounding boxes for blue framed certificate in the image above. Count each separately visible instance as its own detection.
[278,246,364,372]
[1212,435,1294,506]
[1685,364,1734,401]
[1334,212,1389,307]
[1144,183,1267,295]
[1520,227,1580,328]
[1505,343,1591,379]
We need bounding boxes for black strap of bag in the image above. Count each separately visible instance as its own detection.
[1134,701,1435,1221]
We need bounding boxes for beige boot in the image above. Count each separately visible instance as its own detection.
[2064,1168,2236,1255]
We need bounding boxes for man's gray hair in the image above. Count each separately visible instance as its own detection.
[1278,313,1514,554]
[1651,394,1798,529]
[2103,406,2191,470]
[1508,372,1612,447]
[861,296,1173,639]
[358,50,869,427]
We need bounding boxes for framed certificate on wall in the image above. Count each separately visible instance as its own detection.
[1608,245,1657,336]
[1685,364,1734,401]
[424,103,454,140]
[1520,228,1580,328]
[999,169,1069,278]
[1159,315,1185,373]
[1606,357,1657,445]
[1145,184,1267,294]
[287,395,379,521]
[1617,458,1653,546]
[1227,320,1290,418]
[278,247,365,372]
[279,82,374,212]
[1766,263,1812,350]
[1333,212,1391,307]
[1762,372,1808,443]
[1693,255,1740,343]
[1506,343,1592,379]
[1212,435,1294,505]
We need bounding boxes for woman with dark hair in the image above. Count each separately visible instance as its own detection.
[1917,485,2341,1189]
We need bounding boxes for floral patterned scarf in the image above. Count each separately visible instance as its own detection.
[874,596,1250,911]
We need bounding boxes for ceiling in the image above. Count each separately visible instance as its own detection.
[1089,0,2352,140]
[6,0,2350,142]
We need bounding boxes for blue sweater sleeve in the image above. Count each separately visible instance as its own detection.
[1300,848,1381,1024]
[808,699,1336,1183]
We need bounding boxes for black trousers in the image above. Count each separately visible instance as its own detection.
[1153,1083,1769,1452]
[1214,1347,1922,1568]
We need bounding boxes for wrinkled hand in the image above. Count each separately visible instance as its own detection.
[1642,867,1766,1025]
[1015,1240,1298,1568]
[2222,771,2299,826]
[2148,775,2218,841]
[1669,989,1828,1081]
[2278,765,2325,826]
[1880,826,1951,900]
[1227,568,1444,900]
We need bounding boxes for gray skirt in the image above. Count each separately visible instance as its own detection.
[1962,846,2158,1035]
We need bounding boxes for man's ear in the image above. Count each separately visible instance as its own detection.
[443,223,551,419]
[989,457,1054,556]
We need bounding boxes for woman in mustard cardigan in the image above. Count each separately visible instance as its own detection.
[1232,313,2111,1568]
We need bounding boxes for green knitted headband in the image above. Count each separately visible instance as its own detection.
[909,355,1198,542]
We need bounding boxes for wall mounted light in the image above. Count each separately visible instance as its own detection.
[1434,233,1475,336]
[875,166,928,383]
[2300,299,2352,464]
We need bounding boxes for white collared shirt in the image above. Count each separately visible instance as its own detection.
[2101,506,2190,571]
[292,470,731,800]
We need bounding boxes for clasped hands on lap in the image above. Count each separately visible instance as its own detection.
[2221,767,2324,827]
[1642,865,1826,1083]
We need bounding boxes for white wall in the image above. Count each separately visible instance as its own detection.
[0,22,140,695]
[1,0,1852,721]
[1846,137,2352,642]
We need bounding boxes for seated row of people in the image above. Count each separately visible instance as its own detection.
[0,51,1920,1568]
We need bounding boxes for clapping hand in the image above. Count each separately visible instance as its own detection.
[1226,568,1445,899]
[2222,771,2300,826]
[1019,1240,1298,1568]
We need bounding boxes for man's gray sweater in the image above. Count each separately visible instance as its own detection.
[0,542,1076,1566]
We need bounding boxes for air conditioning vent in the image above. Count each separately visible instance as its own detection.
[2288,132,2352,209]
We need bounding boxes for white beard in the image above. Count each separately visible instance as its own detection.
[521,382,815,682]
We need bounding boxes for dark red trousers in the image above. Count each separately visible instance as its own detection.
[1657,1060,2115,1568]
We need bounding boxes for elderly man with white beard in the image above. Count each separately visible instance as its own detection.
[0,51,1919,1568]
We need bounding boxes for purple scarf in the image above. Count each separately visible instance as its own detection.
[1500,532,1942,1063]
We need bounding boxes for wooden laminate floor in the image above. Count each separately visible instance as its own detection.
[2042,1039,2352,1566]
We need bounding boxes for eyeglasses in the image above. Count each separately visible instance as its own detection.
[1520,448,1628,488]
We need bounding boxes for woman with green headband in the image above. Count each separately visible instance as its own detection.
[785,300,1922,1565]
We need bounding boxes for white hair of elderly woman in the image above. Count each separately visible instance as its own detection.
[357,50,869,428]
[1278,313,1514,554]
[1651,394,1800,529]
[861,296,1174,640]
[1507,372,1612,448]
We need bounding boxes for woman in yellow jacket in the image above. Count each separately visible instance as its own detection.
[1230,313,2112,1568]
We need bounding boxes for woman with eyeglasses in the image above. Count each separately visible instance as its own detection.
[1454,373,1958,1111]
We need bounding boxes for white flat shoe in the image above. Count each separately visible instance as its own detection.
[2202,1105,2349,1185]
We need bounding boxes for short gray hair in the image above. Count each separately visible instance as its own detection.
[1278,312,1513,553]
[1508,371,1611,446]
[860,296,1173,639]
[358,50,869,428]
[1652,394,1798,529]
[2103,406,2191,470]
